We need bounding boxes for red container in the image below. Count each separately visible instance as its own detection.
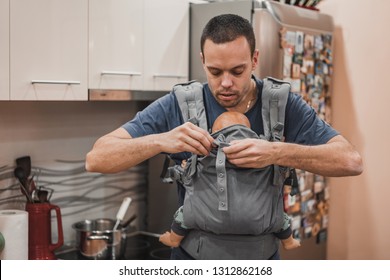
[25,202,64,260]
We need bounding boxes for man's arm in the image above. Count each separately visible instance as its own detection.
[223,135,363,177]
[85,122,214,174]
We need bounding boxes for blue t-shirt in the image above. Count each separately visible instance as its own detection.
[122,77,338,203]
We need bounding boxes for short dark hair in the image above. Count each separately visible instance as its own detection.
[200,14,256,57]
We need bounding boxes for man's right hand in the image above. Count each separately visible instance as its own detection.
[159,122,214,156]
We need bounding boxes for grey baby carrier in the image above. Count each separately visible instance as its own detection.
[162,77,297,259]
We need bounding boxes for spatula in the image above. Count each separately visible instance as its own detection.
[113,197,132,231]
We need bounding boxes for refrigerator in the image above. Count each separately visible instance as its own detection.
[189,0,334,259]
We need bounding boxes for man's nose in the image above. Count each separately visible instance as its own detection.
[221,73,233,88]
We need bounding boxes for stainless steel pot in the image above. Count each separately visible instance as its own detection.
[72,218,126,260]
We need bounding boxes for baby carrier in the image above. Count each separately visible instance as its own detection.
[162,77,298,258]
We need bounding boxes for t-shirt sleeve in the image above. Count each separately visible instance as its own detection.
[121,92,183,138]
[284,92,339,145]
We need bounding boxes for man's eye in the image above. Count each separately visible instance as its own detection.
[232,69,244,76]
[210,70,221,76]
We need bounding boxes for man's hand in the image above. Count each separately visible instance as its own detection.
[222,138,275,168]
[160,122,214,156]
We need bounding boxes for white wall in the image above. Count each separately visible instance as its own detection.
[319,0,390,259]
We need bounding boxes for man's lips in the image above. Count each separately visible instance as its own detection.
[218,92,236,101]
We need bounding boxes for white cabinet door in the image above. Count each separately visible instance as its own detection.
[89,0,143,91]
[144,0,189,91]
[0,0,9,100]
[10,0,88,100]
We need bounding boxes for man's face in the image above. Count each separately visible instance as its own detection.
[201,36,259,110]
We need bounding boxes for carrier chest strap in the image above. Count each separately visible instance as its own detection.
[214,134,229,211]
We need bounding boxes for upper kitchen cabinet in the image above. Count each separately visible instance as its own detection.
[89,0,189,92]
[89,0,144,91]
[0,0,9,100]
[143,0,189,91]
[10,0,88,100]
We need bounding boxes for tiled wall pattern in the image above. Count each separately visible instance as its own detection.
[0,101,150,245]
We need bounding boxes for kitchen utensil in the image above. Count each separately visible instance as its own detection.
[25,202,64,260]
[13,167,33,203]
[121,214,137,230]
[72,218,127,260]
[113,197,132,231]
[16,156,31,178]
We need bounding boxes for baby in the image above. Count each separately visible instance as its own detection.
[159,111,301,250]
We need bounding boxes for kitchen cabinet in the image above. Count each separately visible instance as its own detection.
[10,0,88,100]
[0,0,9,100]
[89,0,144,91]
[89,0,189,92]
[144,0,189,90]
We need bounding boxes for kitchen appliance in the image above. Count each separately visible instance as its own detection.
[188,0,334,259]
[25,202,64,260]
[56,231,171,260]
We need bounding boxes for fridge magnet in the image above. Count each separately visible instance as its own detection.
[301,189,313,201]
[311,222,321,236]
[304,34,314,54]
[290,79,301,93]
[292,229,302,241]
[314,75,323,92]
[306,199,317,213]
[288,193,301,214]
[292,53,303,65]
[324,186,330,200]
[322,63,329,75]
[291,63,301,79]
[306,74,314,86]
[321,214,329,229]
[316,229,327,244]
[295,31,304,54]
[317,200,328,217]
[283,54,292,77]
[314,61,324,75]
[302,58,315,74]
[314,35,323,51]
[303,224,312,239]
[314,180,324,193]
[279,27,287,48]
[291,215,302,230]
[322,34,332,48]
[285,30,297,47]
[305,171,314,189]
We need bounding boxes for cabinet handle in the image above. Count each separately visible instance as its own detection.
[101,71,142,76]
[31,80,80,85]
[153,74,187,79]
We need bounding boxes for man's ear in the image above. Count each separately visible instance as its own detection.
[200,51,204,64]
[252,49,259,71]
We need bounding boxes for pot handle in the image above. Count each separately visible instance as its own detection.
[87,235,110,241]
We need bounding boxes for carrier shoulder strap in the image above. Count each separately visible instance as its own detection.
[261,77,291,187]
[261,78,299,192]
[261,77,290,142]
[160,81,205,183]
[173,80,207,131]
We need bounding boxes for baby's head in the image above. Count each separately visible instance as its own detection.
[212,111,251,133]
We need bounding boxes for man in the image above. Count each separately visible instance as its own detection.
[86,14,363,259]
